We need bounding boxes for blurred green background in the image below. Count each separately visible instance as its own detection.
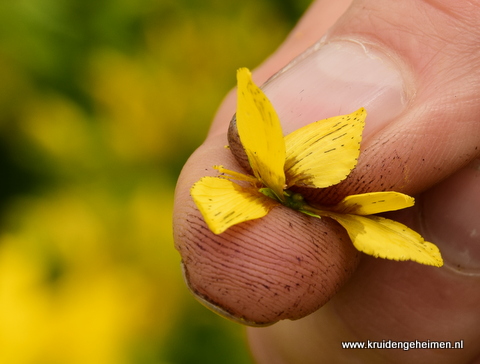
[0,0,310,363]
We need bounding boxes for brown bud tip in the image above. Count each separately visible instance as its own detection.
[227,114,252,174]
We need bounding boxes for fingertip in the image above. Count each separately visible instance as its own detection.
[173,135,361,324]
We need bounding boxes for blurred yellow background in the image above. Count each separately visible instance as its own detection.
[0,1,309,363]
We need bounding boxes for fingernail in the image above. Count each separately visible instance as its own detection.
[420,159,480,275]
[180,261,273,327]
[262,40,408,136]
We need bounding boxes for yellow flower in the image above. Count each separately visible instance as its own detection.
[191,68,443,267]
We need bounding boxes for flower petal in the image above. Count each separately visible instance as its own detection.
[332,192,415,215]
[236,68,286,200]
[213,165,259,184]
[191,176,279,234]
[284,108,366,188]
[326,212,443,267]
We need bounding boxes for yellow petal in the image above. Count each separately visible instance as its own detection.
[191,176,278,234]
[332,192,415,215]
[284,108,366,188]
[326,212,443,267]
[236,68,286,199]
[213,165,259,184]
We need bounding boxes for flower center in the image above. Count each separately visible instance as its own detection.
[259,187,307,211]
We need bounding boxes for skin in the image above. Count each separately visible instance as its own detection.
[174,0,480,362]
